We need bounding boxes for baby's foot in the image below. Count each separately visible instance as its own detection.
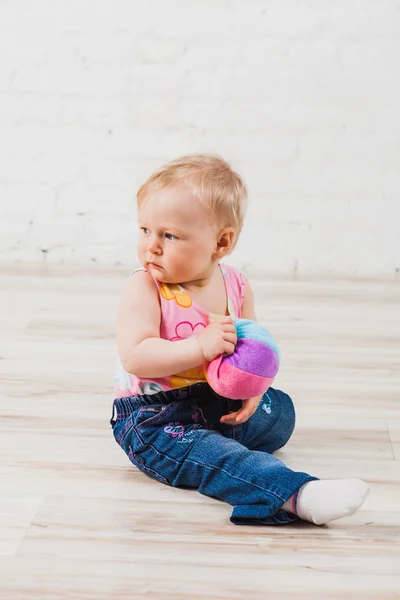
[283,479,370,525]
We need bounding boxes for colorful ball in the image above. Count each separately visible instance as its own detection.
[205,318,280,400]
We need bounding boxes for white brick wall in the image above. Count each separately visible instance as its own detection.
[1,0,399,276]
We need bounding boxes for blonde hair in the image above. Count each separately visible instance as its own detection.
[137,154,248,250]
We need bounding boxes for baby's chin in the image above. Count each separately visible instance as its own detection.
[144,263,176,284]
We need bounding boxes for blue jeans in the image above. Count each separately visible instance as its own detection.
[110,383,318,525]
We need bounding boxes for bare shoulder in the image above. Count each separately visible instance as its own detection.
[117,271,161,361]
[121,269,160,300]
[240,274,257,321]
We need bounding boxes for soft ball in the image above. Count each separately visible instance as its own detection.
[205,318,280,400]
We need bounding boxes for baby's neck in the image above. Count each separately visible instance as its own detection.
[179,261,221,294]
[180,262,229,316]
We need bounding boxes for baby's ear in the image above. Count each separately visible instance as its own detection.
[214,227,236,257]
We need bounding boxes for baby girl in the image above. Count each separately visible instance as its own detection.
[111,154,369,526]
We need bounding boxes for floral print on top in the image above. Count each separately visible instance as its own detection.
[114,263,245,397]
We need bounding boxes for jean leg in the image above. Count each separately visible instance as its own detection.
[231,388,296,454]
[114,396,317,525]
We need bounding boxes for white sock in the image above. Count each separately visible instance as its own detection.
[283,479,370,525]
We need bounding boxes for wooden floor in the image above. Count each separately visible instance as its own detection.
[0,264,399,599]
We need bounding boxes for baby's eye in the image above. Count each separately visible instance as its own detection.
[165,233,177,241]
[140,227,150,234]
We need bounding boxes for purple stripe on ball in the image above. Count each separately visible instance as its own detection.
[223,338,279,378]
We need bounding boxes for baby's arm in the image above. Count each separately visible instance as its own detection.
[241,275,257,321]
[117,271,236,378]
[220,275,260,425]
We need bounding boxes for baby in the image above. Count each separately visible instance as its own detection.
[111,154,369,526]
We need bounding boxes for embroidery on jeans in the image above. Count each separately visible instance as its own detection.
[177,425,202,444]
[164,423,185,438]
[262,394,272,415]
[164,422,202,443]
[191,406,207,425]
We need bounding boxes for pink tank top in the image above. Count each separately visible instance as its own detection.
[114,263,245,397]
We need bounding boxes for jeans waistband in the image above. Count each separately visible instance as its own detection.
[111,382,211,424]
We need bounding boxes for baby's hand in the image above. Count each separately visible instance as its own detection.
[220,394,263,425]
[197,317,237,362]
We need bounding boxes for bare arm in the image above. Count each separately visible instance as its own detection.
[117,271,204,378]
[240,275,257,321]
[220,275,261,425]
[116,272,237,378]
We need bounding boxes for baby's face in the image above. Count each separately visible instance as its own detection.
[137,185,219,284]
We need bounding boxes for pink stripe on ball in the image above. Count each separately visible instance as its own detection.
[206,359,274,399]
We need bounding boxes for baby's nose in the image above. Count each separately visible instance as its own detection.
[147,236,162,253]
